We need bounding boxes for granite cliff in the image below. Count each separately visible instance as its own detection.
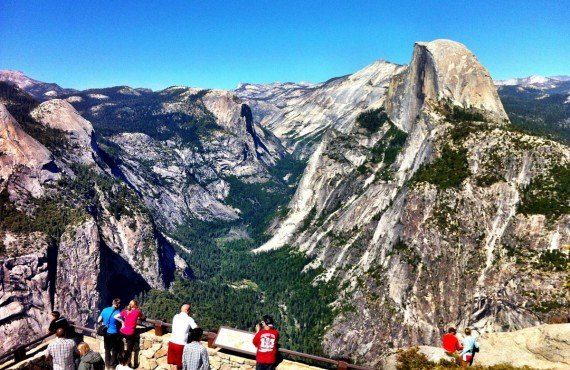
[0,83,179,354]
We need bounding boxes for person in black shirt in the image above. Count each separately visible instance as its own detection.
[48,311,71,336]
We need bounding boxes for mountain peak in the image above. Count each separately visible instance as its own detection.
[386,39,508,131]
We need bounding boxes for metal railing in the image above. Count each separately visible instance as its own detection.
[1,319,374,370]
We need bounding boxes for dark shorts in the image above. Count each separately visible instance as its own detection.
[256,363,276,370]
[167,342,185,366]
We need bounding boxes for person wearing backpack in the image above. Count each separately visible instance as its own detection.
[98,298,123,369]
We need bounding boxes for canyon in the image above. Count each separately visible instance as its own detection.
[0,39,568,367]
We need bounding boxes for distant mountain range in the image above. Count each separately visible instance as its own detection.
[492,75,570,143]
[495,75,570,94]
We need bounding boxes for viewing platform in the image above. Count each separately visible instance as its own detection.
[0,320,372,370]
[2,322,569,370]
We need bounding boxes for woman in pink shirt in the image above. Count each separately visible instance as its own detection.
[115,299,145,367]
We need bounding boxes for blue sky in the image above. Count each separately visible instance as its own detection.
[1,0,568,90]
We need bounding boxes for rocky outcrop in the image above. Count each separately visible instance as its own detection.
[0,103,56,198]
[54,218,101,326]
[474,323,570,368]
[0,85,180,355]
[260,40,570,366]
[31,99,96,164]
[0,236,51,354]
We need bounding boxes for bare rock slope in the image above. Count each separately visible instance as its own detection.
[236,60,405,158]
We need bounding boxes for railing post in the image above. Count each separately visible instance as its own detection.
[13,346,26,363]
[154,321,165,336]
[337,360,348,370]
[207,332,217,348]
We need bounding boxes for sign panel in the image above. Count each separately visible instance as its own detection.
[213,327,257,355]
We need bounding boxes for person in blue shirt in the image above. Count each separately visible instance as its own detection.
[98,298,123,368]
[460,327,480,367]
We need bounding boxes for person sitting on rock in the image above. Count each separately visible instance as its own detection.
[45,328,77,370]
[442,327,463,362]
[460,328,479,367]
[49,311,71,337]
[168,304,198,370]
[182,327,210,370]
[77,342,105,370]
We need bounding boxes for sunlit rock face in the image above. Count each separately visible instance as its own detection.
[386,39,508,132]
[0,234,51,355]
[31,99,96,165]
[260,40,569,366]
[0,103,56,198]
[236,60,406,158]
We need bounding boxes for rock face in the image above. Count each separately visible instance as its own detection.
[0,83,179,354]
[236,60,406,158]
[0,103,55,198]
[0,235,51,354]
[31,99,96,164]
[59,86,287,229]
[386,39,508,132]
[260,40,570,366]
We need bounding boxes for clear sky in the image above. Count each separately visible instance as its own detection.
[1,0,568,90]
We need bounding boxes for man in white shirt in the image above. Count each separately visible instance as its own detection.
[167,304,198,370]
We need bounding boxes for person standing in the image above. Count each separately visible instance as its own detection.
[442,327,463,364]
[45,328,77,370]
[168,304,198,370]
[115,299,145,368]
[182,328,210,370]
[252,315,280,370]
[98,298,122,369]
[48,311,71,337]
[77,342,105,370]
[460,328,479,367]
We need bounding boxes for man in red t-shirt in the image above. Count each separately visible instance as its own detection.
[442,327,463,363]
[252,315,280,370]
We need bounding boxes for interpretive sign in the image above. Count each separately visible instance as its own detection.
[213,326,257,355]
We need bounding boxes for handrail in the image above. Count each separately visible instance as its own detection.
[0,332,53,363]
[0,319,374,370]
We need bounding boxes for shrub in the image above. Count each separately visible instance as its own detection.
[412,145,471,189]
[356,108,389,133]
[518,164,570,219]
